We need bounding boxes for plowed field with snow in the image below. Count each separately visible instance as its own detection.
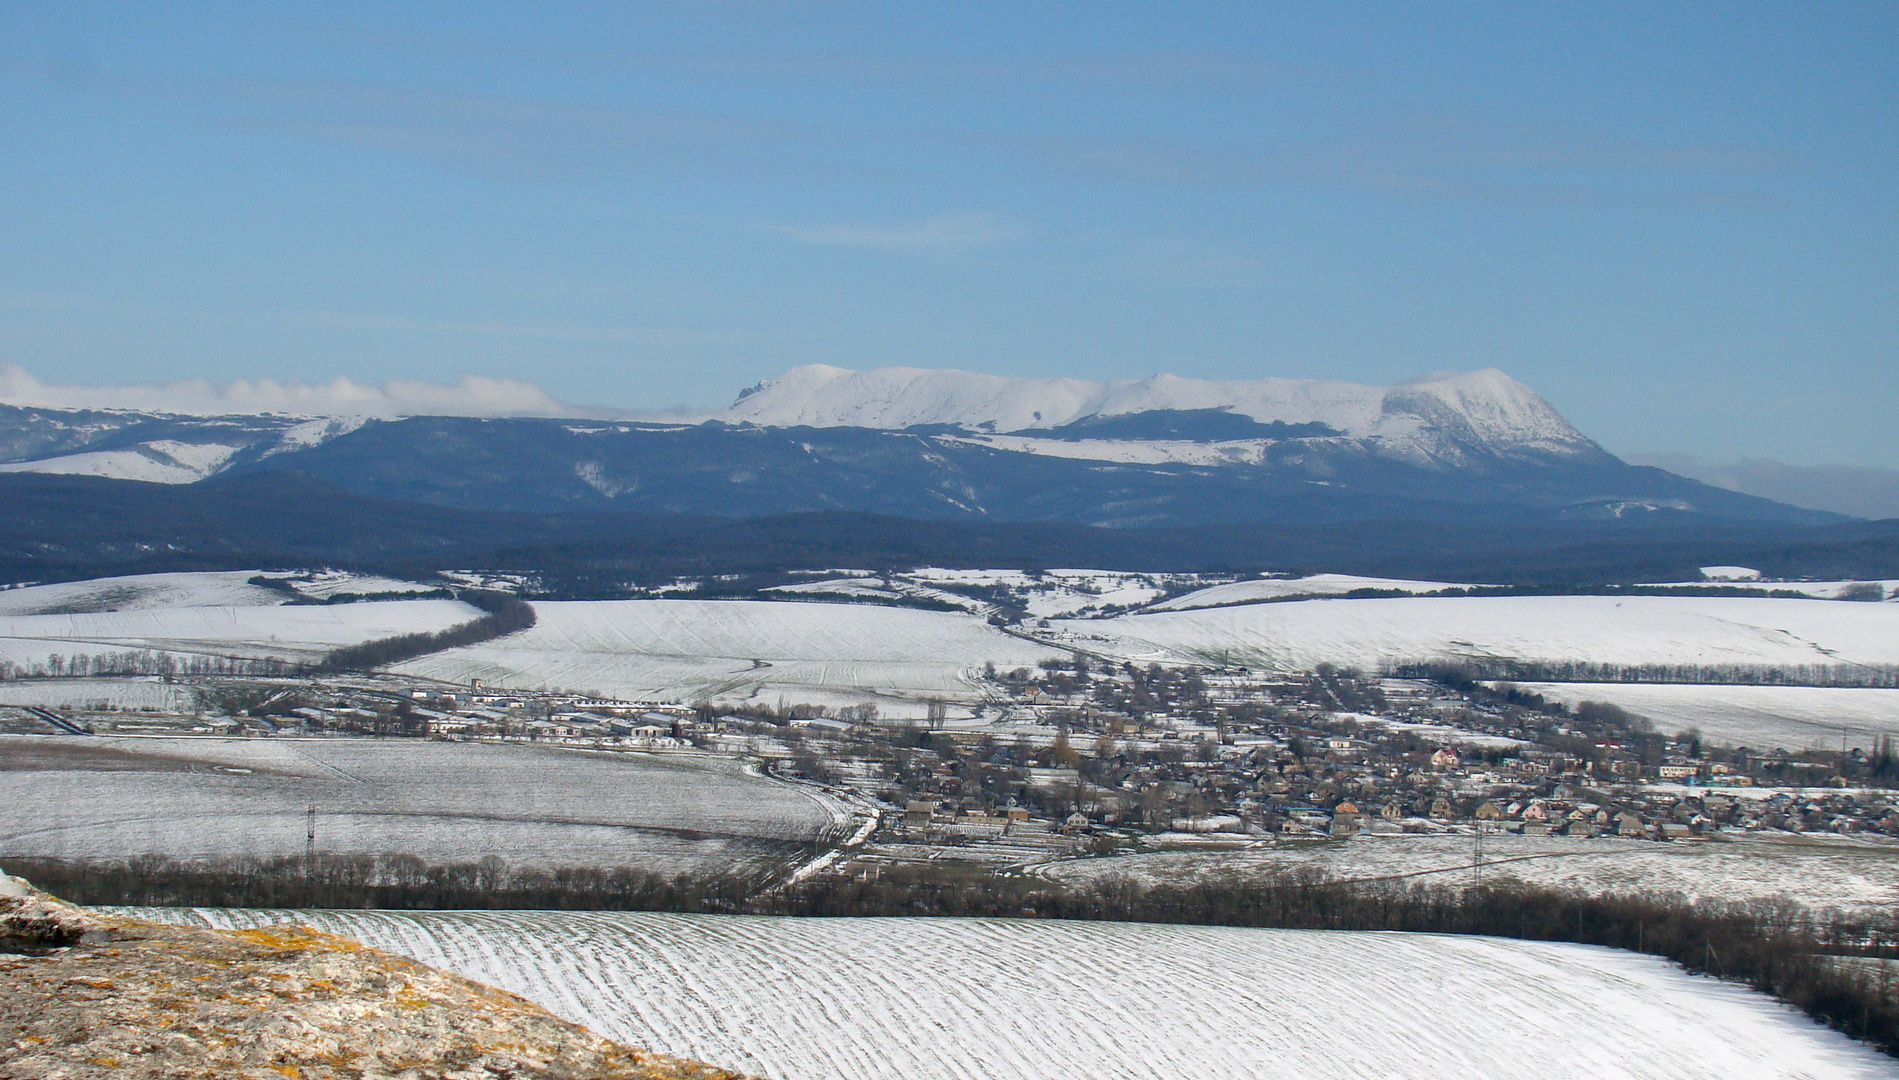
[1515,682,1899,750]
[139,909,1895,1080]
[0,572,287,616]
[1059,594,1899,672]
[0,600,479,669]
[0,737,848,873]
[393,600,1053,714]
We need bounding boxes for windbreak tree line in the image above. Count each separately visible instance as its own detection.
[317,590,535,674]
[1388,658,1899,689]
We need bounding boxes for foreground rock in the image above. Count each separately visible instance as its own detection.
[0,876,757,1080]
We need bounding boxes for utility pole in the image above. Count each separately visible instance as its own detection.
[1473,820,1485,890]
[304,801,317,908]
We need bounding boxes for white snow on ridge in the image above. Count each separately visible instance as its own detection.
[711,364,1599,460]
[259,416,369,456]
[940,433,1297,467]
[146,909,1897,1080]
[0,440,242,484]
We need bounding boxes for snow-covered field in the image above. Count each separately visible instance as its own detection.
[1149,573,1477,611]
[0,677,196,711]
[0,736,848,872]
[1516,682,1899,750]
[1044,832,1899,913]
[904,567,1184,618]
[1643,579,1899,601]
[136,908,1896,1080]
[267,570,443,601]
[1055,594,1899,672]
[0,599,478,669]
[0,572,287,616]
[394,600,1053,715]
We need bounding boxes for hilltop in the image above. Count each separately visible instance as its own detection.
[0,876,756,1080]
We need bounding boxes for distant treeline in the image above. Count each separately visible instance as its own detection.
[0,650,297,682]
[317,590,535,673]
[1387,658,1899,689]
[15,852,1899,1057]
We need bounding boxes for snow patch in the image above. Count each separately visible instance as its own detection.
[0,441,242,484]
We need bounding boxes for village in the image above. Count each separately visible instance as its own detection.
[8,654,1899,866]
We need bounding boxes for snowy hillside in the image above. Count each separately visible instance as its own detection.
[2,737,845,871]
[392,599,1054,718]
[1051,594,1899,672]
[0,407,367,484]
[0,572,289,616]
[711,364,1605,464]
[0,599,478,670]
[0,440,245,484]
[149,909,1896,1080]
[1514,682,1899,750]
[1148,573,1480,610]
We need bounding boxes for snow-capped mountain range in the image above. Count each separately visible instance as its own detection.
[708,365,1603,469]
[0,366,1834,527]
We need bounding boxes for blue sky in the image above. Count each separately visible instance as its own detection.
[0,2,1893,466]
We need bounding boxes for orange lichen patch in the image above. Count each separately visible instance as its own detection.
[3,888,768,1080]
[227,925,363,953]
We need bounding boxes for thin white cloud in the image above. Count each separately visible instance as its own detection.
[770,212,1021,251]
[0,364,611,419]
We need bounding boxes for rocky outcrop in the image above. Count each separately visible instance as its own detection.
[0,876,760,1080]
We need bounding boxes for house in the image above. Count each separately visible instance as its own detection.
[1616,811,1647,837]
[1063,812,1093,834]
[1430,748,1461,769]
[903,801,939,828]
[1474,800,1507,821]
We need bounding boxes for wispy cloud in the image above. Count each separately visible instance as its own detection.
[769,212,1022,251]
[680,49,1305,89]
[984,114,1784,207]
[67,56,1784,207]
[0,363,610,419]
[146,75,840,184]
[0,287,750,352]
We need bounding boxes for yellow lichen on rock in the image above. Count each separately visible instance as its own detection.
[0,877,766,1080]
